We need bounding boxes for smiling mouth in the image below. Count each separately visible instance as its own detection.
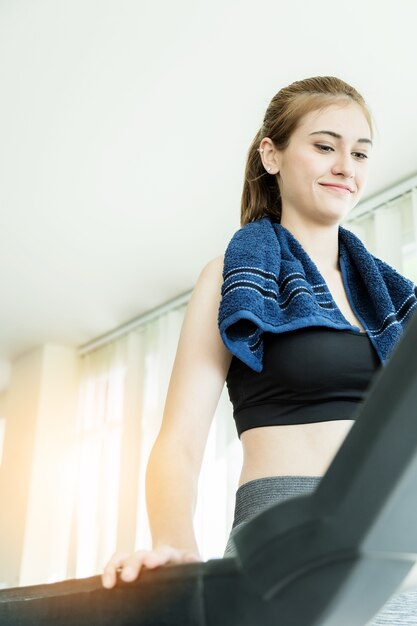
[319,184,352,195]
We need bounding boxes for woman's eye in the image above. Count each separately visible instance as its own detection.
[315,144,333,152]
[315,144,368,160]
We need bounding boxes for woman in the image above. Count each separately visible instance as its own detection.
[101,76,417,623]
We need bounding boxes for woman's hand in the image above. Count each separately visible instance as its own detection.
[101,545,202,589]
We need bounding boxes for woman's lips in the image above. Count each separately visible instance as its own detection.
[319,184,352,195]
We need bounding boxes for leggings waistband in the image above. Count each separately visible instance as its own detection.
[232,475,322,528]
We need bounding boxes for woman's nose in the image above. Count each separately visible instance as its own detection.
[331,153,355,179]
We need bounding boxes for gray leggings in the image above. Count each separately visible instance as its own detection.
[223,475,417,625]
[224,475,321,557]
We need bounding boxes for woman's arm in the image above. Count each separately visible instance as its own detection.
[146,254,232,549]
[102,255,232,588]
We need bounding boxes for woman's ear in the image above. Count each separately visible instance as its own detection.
[258,137,280,175]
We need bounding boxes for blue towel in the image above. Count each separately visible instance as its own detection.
[218,217,417,372]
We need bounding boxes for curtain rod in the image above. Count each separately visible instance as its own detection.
[79,171,417,356]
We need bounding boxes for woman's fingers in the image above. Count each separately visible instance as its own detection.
[101,551,130,588]
[102,547,201,588]
[119,550,158,581]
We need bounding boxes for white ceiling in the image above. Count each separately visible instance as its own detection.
[1,0,417,374]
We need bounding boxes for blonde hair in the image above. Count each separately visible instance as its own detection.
[241,76,373,226]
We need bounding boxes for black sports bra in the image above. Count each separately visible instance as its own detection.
[225,326,382,438]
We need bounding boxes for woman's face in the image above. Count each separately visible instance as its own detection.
[264,102,373,227]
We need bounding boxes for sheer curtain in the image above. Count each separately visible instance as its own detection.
[69,185,417,578]
[70,333,134,578]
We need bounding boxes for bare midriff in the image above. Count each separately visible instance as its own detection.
[238,419,355,486]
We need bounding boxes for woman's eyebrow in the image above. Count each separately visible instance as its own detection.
[309,130,373,146]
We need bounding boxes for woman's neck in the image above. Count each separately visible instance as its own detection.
[280,215,341,273]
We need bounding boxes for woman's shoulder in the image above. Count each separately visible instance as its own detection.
[204,254,224,271]
[199,254,224,276]
[194,255,225,291]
